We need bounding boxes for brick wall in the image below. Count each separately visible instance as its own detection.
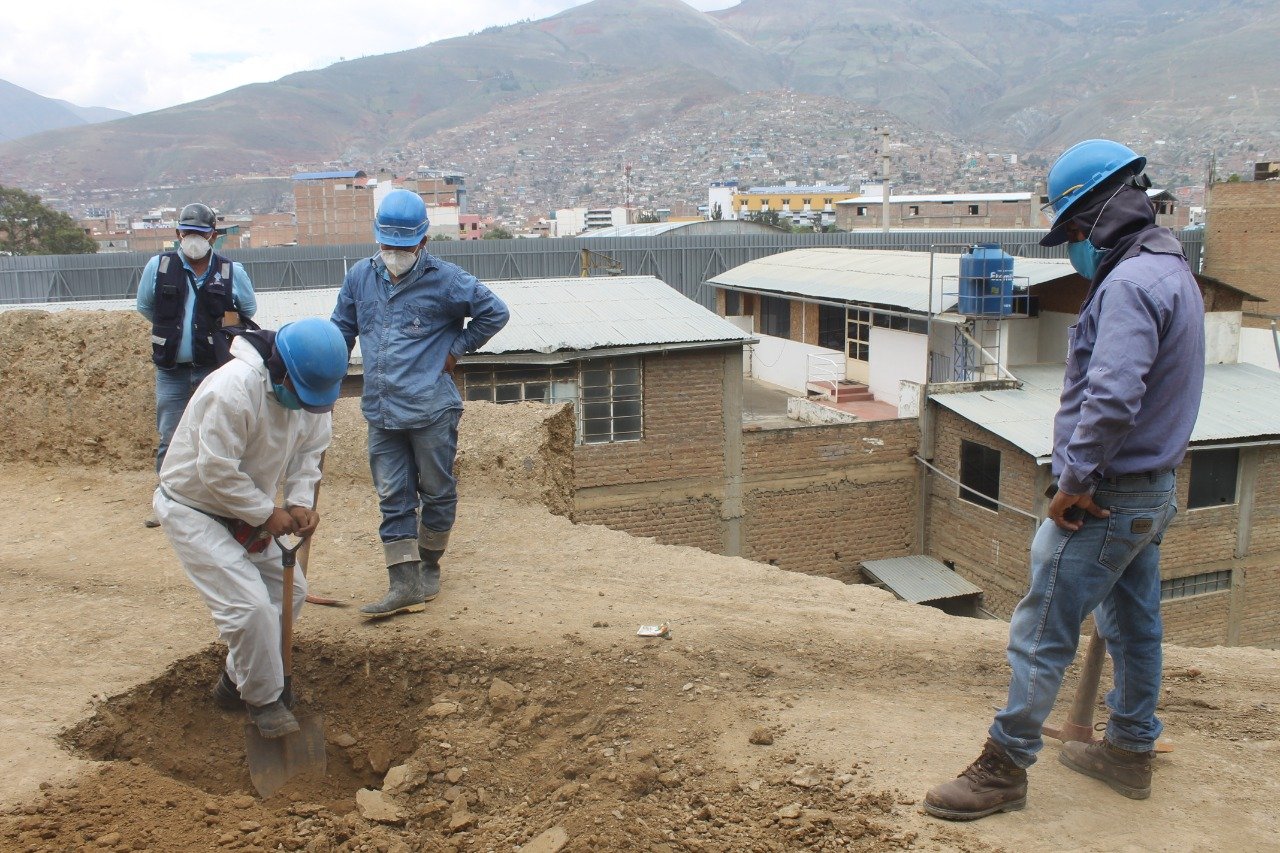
[1203,181,1280,325]
[927,407,1280,646]
[1162,593,1231,647]
[572,349,921,580]
[925,408,1041,616]
[741,419,919,581]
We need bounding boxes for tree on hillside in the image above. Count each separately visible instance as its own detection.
[483,226,514,240]
[0,186,97,255]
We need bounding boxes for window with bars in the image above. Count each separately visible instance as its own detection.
[959,439,1000,511]
[459,364,579,406]
[579,357,643,444]
[1161,570,1232,601]
[760,295,791,338]
[1188,447,1239,509]
[846,308,870,360]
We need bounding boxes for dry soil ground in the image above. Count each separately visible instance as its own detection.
[1,462,1278,853]
[1,310,1278,852]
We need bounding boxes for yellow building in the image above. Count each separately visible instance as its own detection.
[731,183,861,226]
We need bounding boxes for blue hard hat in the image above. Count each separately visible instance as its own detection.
[374,189,429,247]
[275,319,349,413]
[1040,139,1146,247]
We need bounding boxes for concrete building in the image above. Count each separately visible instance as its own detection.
[835,192,1041,231]
[732,183,856,228]
[403,172,467,214]
[707,247,1076,403]
[584,207,628,230]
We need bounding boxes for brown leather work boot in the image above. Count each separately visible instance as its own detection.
[924,739,1028,820]
[1059,738,1152,799]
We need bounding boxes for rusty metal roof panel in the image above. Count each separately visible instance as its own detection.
[859,555,983,603]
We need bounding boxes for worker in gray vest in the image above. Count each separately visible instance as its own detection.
[137,202,256,526]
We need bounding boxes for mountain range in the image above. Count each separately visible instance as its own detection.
[0,80,129,144]
[0,0,1274,213]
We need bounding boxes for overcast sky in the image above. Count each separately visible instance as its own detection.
[2,0,739,115]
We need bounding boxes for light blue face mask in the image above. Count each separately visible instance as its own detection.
[1068,238,1106,281]
[1065,183,1123,281]
[272,382,304,410]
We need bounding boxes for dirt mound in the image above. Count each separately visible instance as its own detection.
[6,636,945,853]
[0,310,154,468]
[324,399,575,516]
[0,310,575,512]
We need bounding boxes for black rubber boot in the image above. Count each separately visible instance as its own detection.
[360,561,427,618]
[213,673,294,712]
[213,671,243,711]
[419,549,443,602]
[247,699,300,739]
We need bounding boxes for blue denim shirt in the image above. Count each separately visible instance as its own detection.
[136,253,256,364]
[1053,239,1205,495]
[331,251,509,429]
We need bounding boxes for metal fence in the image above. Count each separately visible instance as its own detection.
[0,229,1204,310]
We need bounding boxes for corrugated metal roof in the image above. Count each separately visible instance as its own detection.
[477,276,752,354]
[835,192,1033,205]
[741,184,851,194]
[932,362,1280,460]
[860,555,983,603]
[1,276,750,361]
[707,248,1074,313]
[581,221,781,238]
[292,170,365,181]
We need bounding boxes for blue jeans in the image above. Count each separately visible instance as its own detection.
[367,406,461,566]
[155,364,213,474]
[990,471,1177,767]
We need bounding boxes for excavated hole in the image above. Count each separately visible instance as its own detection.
[62,639,505,805]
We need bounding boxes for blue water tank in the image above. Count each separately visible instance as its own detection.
[958,243,1015,315]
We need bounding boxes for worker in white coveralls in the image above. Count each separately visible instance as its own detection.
[152,318,349,738]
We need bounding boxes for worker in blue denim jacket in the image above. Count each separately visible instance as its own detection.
[331,189,509,617]
[926,140,1205,820]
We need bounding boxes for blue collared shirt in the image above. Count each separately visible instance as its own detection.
[331,251,510,429]
[136,252,257,364]
[1053,239,1205,495]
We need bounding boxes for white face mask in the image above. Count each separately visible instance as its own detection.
[180,235,210,260]
[380,248,418,277]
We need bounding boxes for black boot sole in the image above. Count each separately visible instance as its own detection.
[1058,751,1151,799]
[923,798,1026,821]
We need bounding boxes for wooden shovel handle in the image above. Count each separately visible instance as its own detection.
[281,552,294,676]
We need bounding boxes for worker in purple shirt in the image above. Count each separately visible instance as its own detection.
[925,139,1205,820]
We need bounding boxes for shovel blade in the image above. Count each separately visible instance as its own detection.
[245,713,327,799]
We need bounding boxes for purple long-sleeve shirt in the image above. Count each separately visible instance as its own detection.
[1053,236,1205,495]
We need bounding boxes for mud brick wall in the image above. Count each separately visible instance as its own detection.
[572,349,731,553]
[741,419,919,581]
[574,350,728,490]
[925,408,1041,617]
[1203,180,1280,326]
[1162,592,1232,647]
[573,497,725,555]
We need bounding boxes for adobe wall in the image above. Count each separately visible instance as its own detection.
[1203,180,1280,325]
[573,349,920,580]
[926,405,1280,647]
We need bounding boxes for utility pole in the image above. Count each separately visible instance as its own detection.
[879,128,892,234]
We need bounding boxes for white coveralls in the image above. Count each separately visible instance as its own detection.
[154,336,331,706]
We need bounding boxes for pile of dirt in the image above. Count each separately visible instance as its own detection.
[4,636,948,853]
[0,310,154,468]
[0,309,575,513]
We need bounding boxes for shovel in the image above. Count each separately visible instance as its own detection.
[245,535,327,798]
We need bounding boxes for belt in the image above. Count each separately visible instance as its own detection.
[159,485,236,528]
[1099,469,1172,484]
